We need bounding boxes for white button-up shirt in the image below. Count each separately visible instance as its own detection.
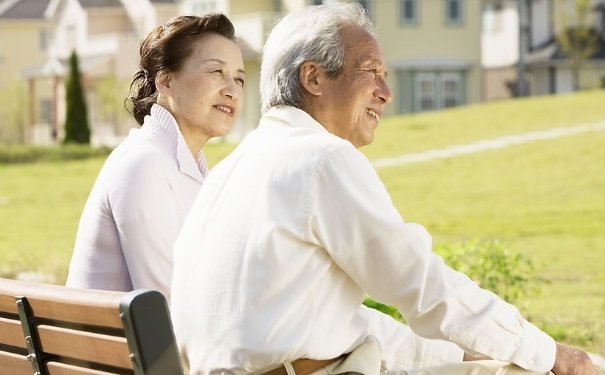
[67,104,207,302]
[171,106,556,375]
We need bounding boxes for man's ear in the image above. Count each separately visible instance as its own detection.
[155,71,171,95]
[299,61,322,97]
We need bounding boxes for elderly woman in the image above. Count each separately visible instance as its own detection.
[66,13,245,303]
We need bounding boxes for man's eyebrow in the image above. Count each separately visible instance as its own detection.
[357,58,388,75]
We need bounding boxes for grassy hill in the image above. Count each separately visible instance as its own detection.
[0,89,604,353]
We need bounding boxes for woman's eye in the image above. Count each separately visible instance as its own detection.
[236,78,245,87]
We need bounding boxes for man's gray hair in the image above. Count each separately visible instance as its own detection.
[260,2,374,114]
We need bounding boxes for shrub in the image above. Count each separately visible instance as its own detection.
[435,238,542,303]
[364,238,543,322]
[0,144,112,164]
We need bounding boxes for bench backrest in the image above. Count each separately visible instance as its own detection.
[0,278,184,375]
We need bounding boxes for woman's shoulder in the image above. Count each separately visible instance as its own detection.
[99,133,176,181]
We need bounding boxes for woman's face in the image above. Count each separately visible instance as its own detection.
[157,32,245,147]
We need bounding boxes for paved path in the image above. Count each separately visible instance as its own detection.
[372,121,605,168]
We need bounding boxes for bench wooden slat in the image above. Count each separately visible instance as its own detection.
[2,279,124,329]
[0,316,26,348]
[0,350,32,375]
[0,278,184,375]
[37,324,132,369]
[0,293,18,315]
[46,361,127,375]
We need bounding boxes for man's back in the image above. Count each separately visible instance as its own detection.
[172,107,380,374]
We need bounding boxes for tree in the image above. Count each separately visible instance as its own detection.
[63,50,90,144]
[555,0,599,90]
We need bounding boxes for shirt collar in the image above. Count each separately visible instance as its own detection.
[145,104,208,182]
[263,106,330,134]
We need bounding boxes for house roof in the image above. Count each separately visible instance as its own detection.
[79,0,122,8]
[390,57,473,71]
[526,29,605,65]
[0,0,52,19]
[22,53,113,78]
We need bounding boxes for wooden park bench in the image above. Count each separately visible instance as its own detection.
[0,277,184,375]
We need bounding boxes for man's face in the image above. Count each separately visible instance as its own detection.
[315,25,392,148]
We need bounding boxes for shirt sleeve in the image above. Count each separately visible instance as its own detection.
[108,150,179,301]
[306,142,556,373]
[358,305,464,369]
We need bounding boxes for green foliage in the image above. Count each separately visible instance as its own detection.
[0,144,112,164]
[363,297,404,322]
[555,0,600,90]
[364,239,543,323]
[96,74,131,126]
[63,50,91,144]
[435,239,543,303]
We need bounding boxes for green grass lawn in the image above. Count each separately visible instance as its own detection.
[0,90,604,354]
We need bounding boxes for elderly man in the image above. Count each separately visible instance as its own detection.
[171,3,596,375]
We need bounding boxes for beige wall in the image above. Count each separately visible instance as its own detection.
[229,0,275,15]
[373,0,482,115]
[0,0,491,144]
[484,66,517,100]
[377,1,481,59]
[0,20,54,143]
[86,9,134,35]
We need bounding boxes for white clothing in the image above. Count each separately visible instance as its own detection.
[266,339,550,375]
[171,106,555,375]
[67,104,207,302]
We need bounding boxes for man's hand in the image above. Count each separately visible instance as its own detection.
[552,342,598,375]
[463,352,491,361]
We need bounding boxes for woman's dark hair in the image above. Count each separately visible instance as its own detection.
[126,14,236,125]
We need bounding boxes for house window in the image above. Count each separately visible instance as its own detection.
[416,73,437,111]
[39,29,49,51]
[445,0,464,25]
[441,73,463,108]
[413,72,464,112]
[39,99,52,124]
[400,0,418,25]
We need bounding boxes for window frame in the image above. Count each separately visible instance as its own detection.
[444,0,465,26]
[400,0,419,26]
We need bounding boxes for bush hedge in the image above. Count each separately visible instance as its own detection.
[0,144,112,164]
[364,238,544,323]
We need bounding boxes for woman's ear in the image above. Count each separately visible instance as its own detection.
[299,61,322,97]
[155,71,171,95]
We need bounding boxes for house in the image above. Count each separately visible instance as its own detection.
[481,0,605,100]
[0,0,512,145]
[0,0,262,145]
[231,0,485,117]
[0,0,144,144]
[378,0,483,115]
[481,0,521,100]
[525,0,605,95]
[0,0,57,143]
